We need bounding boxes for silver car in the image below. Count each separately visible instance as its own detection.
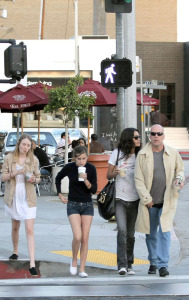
[3,131,57,155]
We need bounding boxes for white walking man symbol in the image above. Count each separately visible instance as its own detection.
[105,64,117,84]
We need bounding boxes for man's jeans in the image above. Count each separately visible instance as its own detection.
[146,207,171,269]
[116,199,139,270]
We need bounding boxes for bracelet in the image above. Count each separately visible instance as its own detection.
[86,183,91,188]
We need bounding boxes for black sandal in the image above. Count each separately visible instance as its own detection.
[9,254,18,261]
[29,267,38,276]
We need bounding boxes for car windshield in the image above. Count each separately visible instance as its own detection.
[52,129,85,139]
[6,132,57,148]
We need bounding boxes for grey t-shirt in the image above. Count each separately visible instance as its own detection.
[150,150,166,204]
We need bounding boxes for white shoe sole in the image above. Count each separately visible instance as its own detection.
[79,272,88,278]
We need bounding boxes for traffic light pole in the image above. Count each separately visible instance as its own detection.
[124,0,137,128]
[116,13,125,138]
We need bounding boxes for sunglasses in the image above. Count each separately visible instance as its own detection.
[150,132,164,136]
[133,136,141,140]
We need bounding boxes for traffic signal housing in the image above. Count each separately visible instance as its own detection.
[101,58,132,89]
[105,0,132,13]
[4,42,27,80]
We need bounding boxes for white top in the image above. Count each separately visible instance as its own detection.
[55,138,65,157]
[108,148,139,202]
[5,164,36,220]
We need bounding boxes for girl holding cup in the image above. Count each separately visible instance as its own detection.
[107,128,141,276]
[2,134,40,276]
[56,145,97,278]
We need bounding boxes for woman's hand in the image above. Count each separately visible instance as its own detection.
[17,167,25,176]
[80,172,87,180]
[59,193,68,204]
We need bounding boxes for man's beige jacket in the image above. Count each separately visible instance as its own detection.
[134,142,184,233]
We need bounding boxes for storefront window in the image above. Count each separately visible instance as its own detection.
[153,83,175,126]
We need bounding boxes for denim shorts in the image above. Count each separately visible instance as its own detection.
[67,201,94,217]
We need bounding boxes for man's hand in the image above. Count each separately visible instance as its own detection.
[146,201,153,208]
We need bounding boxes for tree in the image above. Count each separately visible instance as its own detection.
[44,75,95,163]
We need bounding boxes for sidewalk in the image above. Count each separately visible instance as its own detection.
[0,194,181,278]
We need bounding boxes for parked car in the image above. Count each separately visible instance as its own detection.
[3,130,57,155]
[51,128,86,143]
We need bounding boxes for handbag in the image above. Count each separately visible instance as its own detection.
[97,179,116,220]
[97,149,119,220]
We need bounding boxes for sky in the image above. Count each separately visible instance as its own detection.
[177,0,189,42]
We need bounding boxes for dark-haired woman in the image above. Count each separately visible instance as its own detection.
[56,145,97,278]
[78,138,87,147]
[2,134,40,276]
[107,128,141,276]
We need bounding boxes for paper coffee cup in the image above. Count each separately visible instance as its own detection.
[26,172,33,181]
[119,169,125,177]
[78,167,86,181]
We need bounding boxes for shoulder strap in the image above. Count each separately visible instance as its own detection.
[115,148,119,166]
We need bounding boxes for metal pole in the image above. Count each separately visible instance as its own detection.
[75,0,79,76]
[116,13,125,138]
[93,0,106,138]
[39,0,43,40]
[139,58,145,146]
[74,0,79,129]
[124,0,137,128]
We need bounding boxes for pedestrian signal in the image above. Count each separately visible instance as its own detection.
[4,42,27,80]
[101,58,132,88]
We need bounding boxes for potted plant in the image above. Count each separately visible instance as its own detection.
[44,75,95,163]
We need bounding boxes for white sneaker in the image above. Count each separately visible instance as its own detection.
[79,272,88,278]
[0,191,4,197]
[118,267,127,275]
[127,268,135,275]
[70,260,77,276]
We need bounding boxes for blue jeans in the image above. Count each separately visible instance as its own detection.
[146,207,171,269]
[40,168,50,176]
[116,199,139,270]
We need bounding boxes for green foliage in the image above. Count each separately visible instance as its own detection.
[44,75,95,125]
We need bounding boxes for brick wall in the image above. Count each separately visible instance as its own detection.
[0,0,177,42]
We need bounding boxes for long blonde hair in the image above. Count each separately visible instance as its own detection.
[13,133,34,162]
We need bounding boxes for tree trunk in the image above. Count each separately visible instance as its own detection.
[65,124,69,164]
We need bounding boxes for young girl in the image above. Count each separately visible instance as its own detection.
[2,134,40,276]
[107,128,141,276]
[56,145,97,278]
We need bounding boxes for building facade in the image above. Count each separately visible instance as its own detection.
[0,0,187,130]
[0,0,177,42]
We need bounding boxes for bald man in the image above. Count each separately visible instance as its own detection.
[135,124,184,277]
